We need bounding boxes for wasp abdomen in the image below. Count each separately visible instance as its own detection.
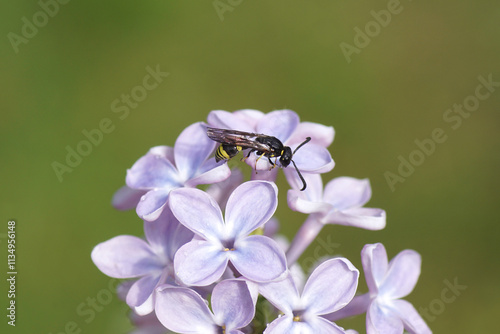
[215,144,242,162]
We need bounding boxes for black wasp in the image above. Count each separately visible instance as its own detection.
[206,127,311,191]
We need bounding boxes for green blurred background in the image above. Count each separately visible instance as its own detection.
[1,1,499,333]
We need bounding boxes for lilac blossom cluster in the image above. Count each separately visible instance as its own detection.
[91,109,432,334]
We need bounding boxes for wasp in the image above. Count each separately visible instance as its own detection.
[206,127,311,191]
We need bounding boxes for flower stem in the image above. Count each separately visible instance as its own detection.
[286,215,324,265]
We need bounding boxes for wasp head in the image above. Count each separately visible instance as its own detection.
[279,147,293,167]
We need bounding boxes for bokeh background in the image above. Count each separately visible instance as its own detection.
[1,1,499,333]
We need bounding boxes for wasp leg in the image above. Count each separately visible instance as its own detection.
[267,156,278,171]
[255,153,265,163]
[241,149,255,162]
[254,152,269,173]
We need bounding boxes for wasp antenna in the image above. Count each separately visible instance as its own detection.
[293,137,312,155]
[291,160,307,191]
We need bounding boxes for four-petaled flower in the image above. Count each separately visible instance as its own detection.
[286,175,386,264]
[259,258,359,334]
[155,279,257,334]
[326,243,432,334]
[168,180,287,286]
[288,175,386,229]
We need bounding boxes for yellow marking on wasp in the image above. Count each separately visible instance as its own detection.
[216,145,230,160]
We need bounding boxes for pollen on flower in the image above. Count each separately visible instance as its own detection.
[292,309,305,322]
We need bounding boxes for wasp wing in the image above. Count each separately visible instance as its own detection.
[206,127,270,151]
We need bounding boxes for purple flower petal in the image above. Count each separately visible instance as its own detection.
[136,188,172,221]
[306,317,348,334]
[174,122,216,181]
[361,243,389,294]
[290,144,334,173]
[346,330,360,334]
[212,280,255,330]
[126,150,180,190]
[322,207,386,230]
[287,173,324,203]
[246,155,281,173]
[144,207,193,261]
[91,236,162,278]
[117,280,134,301]
[132,294,155,317]
[379,250,421,299]
[207,110,256,132]
[366,300,404,334]
[111,185,147,210]
[225,181,278,237]
[155,285,216,333]
[323,177,372,210]
[234,109,265,128]
[287,190,332,214]
[174,240,229,286]
[287,174,332,213]
[259,273,299,314]
[388,299,432,334]
[256,109,299,141]
[231,235,287,282]
[149,145,175,163]
[126,274,161,314]
[324,293,371,321]
[265,316,346,334]
[302,258,359,315]
[253,167,280,183]
[129,311,166,334]
[287,122,335,148]
[263,315,294,334]
[185,159,231,187]
[169,187,224,241]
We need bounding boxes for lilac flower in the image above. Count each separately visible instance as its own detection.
[91,207,193,315]
[326,243,432,334]
[259,258,359,334]
[124,122,231,221]
[168,180,287,286]
[288,175,386,229]
[155,279,257,334]
[286,175,386,264]
[207,109,335,181]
